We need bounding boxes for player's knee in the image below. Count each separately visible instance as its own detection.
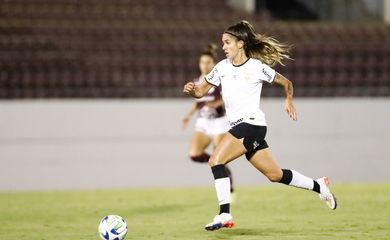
[208,154,224,167]
[266,172,283,182]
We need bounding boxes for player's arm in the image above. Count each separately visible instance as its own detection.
[183,79,214,98]
[182,102,197,129]
[273,72,297,121]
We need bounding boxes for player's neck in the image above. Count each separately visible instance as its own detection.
[231,52,248,66]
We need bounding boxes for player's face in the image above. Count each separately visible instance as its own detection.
[199,55,215,75]
[222,33,243,60]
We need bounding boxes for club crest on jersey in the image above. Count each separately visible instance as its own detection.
[244,73,251,82]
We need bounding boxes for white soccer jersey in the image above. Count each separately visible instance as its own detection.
[205,58,276,126]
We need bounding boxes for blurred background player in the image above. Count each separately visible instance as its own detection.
[182,44,234,194]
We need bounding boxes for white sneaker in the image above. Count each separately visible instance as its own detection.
[205,213,235,231]
[317,176,337,210]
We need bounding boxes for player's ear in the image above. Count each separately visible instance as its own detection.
[237,40,244,49]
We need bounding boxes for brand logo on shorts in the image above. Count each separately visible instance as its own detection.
[253,141,259,150]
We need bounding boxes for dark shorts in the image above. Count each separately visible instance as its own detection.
[228,122,268,160]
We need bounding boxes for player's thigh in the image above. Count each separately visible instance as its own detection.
[248,148,283,182]
[189,131,212,156]
[209,132,246,166]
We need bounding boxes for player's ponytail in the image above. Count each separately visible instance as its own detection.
[225,20,291,66]
[201,43,218,62]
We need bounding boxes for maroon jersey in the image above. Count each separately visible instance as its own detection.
[193,77,226,119]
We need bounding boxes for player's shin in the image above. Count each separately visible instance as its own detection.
[279,169,320,193]
[211,164,231,213]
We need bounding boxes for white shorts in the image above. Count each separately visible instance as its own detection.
[195,116,230,137]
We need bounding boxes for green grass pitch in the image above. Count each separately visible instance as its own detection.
[0,184,389,240]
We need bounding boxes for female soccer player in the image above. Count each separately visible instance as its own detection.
[183,20,337,231]
[182,44,234,193]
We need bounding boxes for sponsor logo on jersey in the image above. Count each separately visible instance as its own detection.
[262,68,272,81]
[207,68,218,81]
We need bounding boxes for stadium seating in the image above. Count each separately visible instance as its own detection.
[0,0,389,98]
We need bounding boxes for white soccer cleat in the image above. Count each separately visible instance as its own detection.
[205,213,235,231]
[317,176,337,210]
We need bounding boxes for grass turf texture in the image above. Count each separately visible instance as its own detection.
[0,184,389,240]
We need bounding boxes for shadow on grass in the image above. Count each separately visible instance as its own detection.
[209,227,293,239]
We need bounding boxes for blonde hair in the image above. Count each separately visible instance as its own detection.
[224,20,291,66]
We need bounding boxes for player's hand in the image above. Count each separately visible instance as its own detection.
[285,99,297,121]
[183,82,195,96]
[182,116,190,130]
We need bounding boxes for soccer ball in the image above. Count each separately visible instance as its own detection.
[98,215,128,240]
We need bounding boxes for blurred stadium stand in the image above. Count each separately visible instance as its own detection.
[0,0,389,98]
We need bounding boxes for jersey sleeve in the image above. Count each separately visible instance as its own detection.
[259,64,276,83]
[205,66,221,87]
